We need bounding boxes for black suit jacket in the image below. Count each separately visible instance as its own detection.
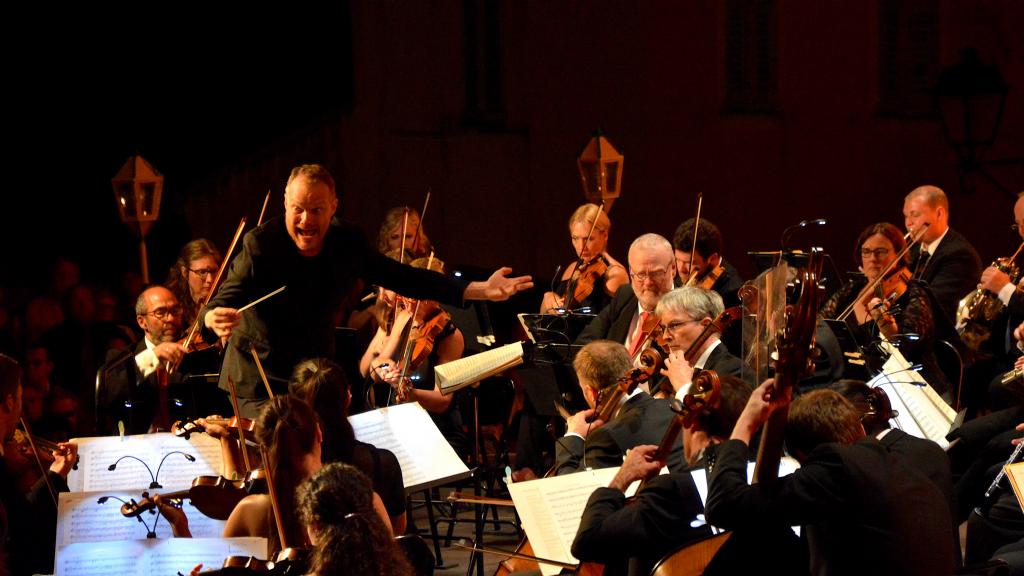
[910,228,982,323]
[575,285,639,346]
[98,340,190,434]
[204,216,468,400]
[699,343,754,384]
[706,438,955,576]
[555,392,686,475]
[0,459,67,576]
[712,259,744,309]
[572,472,711,576]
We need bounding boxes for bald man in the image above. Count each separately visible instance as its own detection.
[98,286,192,434]
[903,185,982,323]
[576,233,677,353]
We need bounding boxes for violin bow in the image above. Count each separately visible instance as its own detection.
[685,193,703,286]
[256,190,271,227]
[258,443,290,551]
[410,188,431,257]
[394,252,433,402]
[250,345,275,399]
[174,217,247,375]
[226,377,252,472]
[20,418,58,506]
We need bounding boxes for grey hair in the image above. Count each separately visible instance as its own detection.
[655,286,723,321]
[628,233,673,259]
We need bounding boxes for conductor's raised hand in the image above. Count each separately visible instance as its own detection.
[204,307,241,339]
[464,268,534,302]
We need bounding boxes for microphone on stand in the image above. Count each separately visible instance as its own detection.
[780,218,828,252]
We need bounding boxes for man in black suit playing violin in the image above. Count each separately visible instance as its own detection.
[655,286,752,398]
[98,286,208,434]
[555,340,686,477]
[570,375,753,576]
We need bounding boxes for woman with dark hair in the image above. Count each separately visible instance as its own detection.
[820,222,950,397]
[290,358,407,533]
[165,239,221,329]
[217,396,391,556]
[297,463,413,576]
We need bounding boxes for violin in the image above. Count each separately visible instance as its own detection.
[118,469,266,521]
[684,261,725,291]
[196,547,307,576]
[562,255,610,310]
[173,416,256,440]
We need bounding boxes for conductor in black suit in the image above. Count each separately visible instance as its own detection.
[903,184,982,323]
[656,286,753,399]
[706,386,956,576]
[575,233,677,353]
[554,340,686,476]
[202,164,533,418]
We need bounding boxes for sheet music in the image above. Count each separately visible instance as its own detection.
[350,402,471,492]
[54,537,265,576]
[690,458,801,536]
[66,433,223,492]
[56,490,227,547]
[506,466,623,576]
[435,341,524,394]
[870,343,955,448]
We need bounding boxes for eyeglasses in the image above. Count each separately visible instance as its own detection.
[145,306,183,320]
[189,268,217,278]
[860,248,891,259]
[630,268,670,282]
[663,319,701,334]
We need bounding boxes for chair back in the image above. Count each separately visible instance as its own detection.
[395,534,435,576]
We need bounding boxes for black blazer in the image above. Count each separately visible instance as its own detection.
[575,284,639,346]
[204,216,468,400]
[555,392,686,475]
[706,438,955,576]
[572,472,711,576]
[909,228,982,323]
[699,343,754,384]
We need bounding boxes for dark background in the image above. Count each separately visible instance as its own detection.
[3,1,1022,311]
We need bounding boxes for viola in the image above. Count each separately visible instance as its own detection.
[119,469,266,521]
[685,262,725,291]
[590,347,664,423]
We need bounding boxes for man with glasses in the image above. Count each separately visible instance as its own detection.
[98,286,192,434]
[576,234,677,357]
[903,184,981,322]
[657,287,752,399]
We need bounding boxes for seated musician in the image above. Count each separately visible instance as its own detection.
[571,375,753,576]
[540,203,628,314]
[833,380,960,563]
[376,206,433,260]
[296,462,414,576]
[157,396,392,549]
[359,254,469,460]
[818,222,951,399]
[555,340,686,476]
[657,286,752,399]
[165,239,222,330]
[672,217,743,308]
[705,385,955,576]
[98,286,201,434]
[0,354,78,576]
[575,233,676,353]
[289,358,407,534]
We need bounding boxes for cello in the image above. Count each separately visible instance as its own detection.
[650,249,824,576]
